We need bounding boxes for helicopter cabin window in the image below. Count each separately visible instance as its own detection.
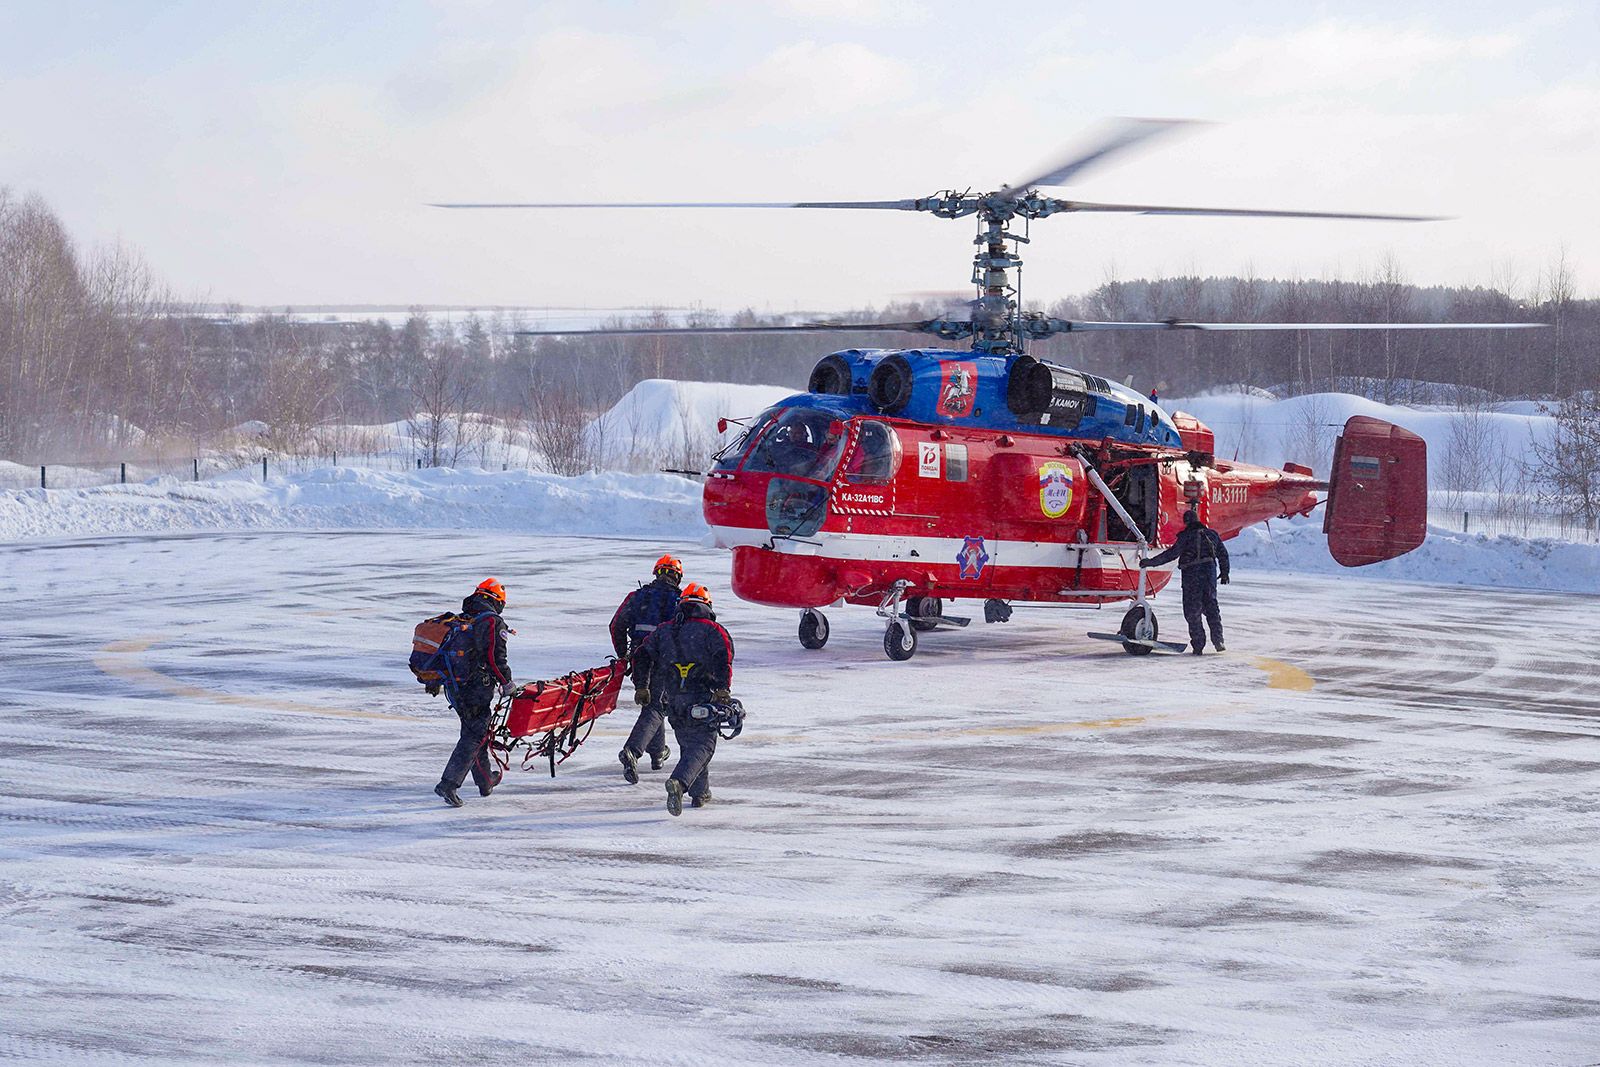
[743,407,850,482]
[1123,403,1147,433]
[711,410,777,471]
[842,420,901,484]
[944,443,968,482]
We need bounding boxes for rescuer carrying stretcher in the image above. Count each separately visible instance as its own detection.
[409,577,515,807]
[1140,510,1229,655]
[612,554,683,784]
[633,582,741,815]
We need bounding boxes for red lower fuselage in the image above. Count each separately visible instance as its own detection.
[703,411,1322,610]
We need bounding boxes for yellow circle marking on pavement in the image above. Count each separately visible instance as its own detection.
[94,636,426,723]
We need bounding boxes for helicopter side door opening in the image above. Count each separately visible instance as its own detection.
[1103,464,1160,544]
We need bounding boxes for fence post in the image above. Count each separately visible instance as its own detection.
[40,466,46,489]
[333,451,338,467]
[120,462,127,484]
[193,458,199,481]
[416,458,422,470]
[1462,511,1468,533]
[262,456,268,482]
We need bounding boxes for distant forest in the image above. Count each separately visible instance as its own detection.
[3,187,1596,461]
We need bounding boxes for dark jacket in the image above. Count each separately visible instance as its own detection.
[609,577,682,659]
[1145,521,1230,581]
[457,592,511,700]
[635,603,734,716]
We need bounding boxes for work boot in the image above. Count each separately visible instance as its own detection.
[1213,641,1226,652]
[619,748,640,785]
[434,782,463,808]
[649,746,671,771]
[478,770,503,798]
[1190,643,1205,655]
[691,790,712,808]
[665,778,686,817]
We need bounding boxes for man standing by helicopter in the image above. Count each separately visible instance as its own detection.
[633,583,735,816]
[1140,509,1229,655]
[612,555,683,784]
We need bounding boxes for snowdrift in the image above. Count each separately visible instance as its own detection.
[0,466,705,543]
[1165,390,1554,486]
[590,379,795,467]
[1232,515,1600,594]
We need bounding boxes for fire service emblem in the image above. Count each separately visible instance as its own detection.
[1038,461,1074,518]
[956,535,989,579]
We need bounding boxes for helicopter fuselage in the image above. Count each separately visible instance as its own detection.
[702,348,1331,612]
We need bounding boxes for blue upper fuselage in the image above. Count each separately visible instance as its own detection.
[764,348,1184,450]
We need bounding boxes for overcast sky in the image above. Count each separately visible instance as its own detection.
[2,1,1596,312]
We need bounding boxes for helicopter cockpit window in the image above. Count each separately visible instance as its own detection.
[842,420,901,485]
[712,409,777,471]
[744,408,849,482]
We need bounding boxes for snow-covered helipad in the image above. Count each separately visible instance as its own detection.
[5,531,1599,1064]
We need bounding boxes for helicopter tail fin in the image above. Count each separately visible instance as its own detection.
[1322,416,1428,566]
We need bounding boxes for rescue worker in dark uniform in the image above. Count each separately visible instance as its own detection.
[634,583,734,816]
[1141,509,1229,655]
[612,554,683,784]
[434,578,514,807]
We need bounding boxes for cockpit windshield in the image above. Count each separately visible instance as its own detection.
[711,410,776,471]
[743,407,849,481]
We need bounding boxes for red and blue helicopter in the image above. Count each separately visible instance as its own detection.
[438,118,1536,660]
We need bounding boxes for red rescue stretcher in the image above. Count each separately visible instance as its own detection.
[490,660,627,777]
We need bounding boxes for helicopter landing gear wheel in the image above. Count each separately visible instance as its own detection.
[908,596,942,632]
[798,609,829,650]
[1119,605,1158,656]
[884,620,918,661]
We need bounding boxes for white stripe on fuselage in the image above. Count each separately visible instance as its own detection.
[708,524,1171,572]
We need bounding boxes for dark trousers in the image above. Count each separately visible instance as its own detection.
[1181,567,1223,650]
[667,718,717,799]
[442,697,496,793]
[623,704,669,759]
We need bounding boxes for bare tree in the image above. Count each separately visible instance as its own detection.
[529,381,600,477]
[1278,391,1335,475]
[407,331,477,468]
[1531,391,1600,535]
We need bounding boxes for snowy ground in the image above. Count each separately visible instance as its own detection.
[4,531,1600,1064]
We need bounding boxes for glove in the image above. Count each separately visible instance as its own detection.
[425,684,441,697]
[712,688,731,703]
[1137,558,1150,568]
[1220,575,1230,585]
[498,681,517,700]
[634,687,651,707]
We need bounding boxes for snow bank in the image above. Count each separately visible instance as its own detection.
[1232,515,1600,594]
[590,378,795,466]
[1165,391,1554,486]
[0,466,704,543]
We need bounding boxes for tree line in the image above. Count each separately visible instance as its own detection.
[3,187,1595,464]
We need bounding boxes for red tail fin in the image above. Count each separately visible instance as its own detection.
[1323,416,1428,566]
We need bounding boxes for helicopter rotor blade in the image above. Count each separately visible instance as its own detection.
[1060,320,1542,332]
[431,200,926,211]
[513,321,933,337]
[1005,118,1202,193]
[1048,200,1445,222]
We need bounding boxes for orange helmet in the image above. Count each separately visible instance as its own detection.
[475,577,506,605]
[679,582,712,608]
[654,554,683,582]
